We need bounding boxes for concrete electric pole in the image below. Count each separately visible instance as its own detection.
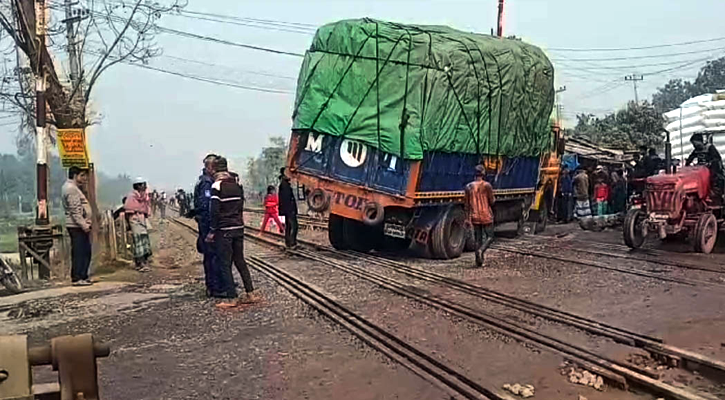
[625,74,644,104]
[555,86,566,125]
[34,0,49,225]
[497,0,505,37]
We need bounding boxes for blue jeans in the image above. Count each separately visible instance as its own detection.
[197,223,221,297]
[67,228,91,282]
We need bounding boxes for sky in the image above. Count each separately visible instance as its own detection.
[2,0,725,190]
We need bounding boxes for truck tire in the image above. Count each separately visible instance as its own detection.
[534,197,550,234]
[328,214,348,250]
[344,219,376,252]
[431,206,466,259]
[694,213,718,254]
[623,209,646,249]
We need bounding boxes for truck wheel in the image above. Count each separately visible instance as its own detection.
[344,219,376,252]
[328,214,348,250]
[694,213,718,254]
[623,209,646,249]
[431,206,466,259]
[534,197,549,234]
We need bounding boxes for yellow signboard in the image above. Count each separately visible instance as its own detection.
[57,129,90,168]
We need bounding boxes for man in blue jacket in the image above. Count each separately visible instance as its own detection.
[192,154,222,297]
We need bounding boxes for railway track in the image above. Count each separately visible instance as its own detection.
[240,210,725,287]
[170,216,725,400]
[243,208,327,230]
[168,217,503,400]
[515,236,725,275]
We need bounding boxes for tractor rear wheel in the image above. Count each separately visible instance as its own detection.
[694,213,718,254]
[623,209,646,249]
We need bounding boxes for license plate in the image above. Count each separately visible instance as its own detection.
[384,223,406,239]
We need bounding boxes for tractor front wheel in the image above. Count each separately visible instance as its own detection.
[623,209,647,249]
[694,213,718,254]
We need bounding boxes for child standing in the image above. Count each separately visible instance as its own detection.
[261,185,284,233]
[593,178,610,216]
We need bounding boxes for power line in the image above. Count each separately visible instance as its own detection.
[157,25,305,58]
[161,54,297,81]
[557,46,725,62]
[83,49,294,94]
[173,12,315,35]
[130,63,294,94]
[548,36,725,52]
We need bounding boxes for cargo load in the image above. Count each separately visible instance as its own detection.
[292,18,555,160]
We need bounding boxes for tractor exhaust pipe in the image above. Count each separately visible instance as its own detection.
[665,130,672,174]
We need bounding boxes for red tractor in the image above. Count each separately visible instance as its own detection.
[624,165,723,253]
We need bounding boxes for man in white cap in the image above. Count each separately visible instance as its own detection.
[124,177,153,271]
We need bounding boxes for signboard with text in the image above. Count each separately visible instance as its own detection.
[57,129,90,168]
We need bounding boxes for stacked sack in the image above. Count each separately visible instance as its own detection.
[664,93,725,161]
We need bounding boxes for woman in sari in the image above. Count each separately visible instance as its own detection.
[124,178,153,272]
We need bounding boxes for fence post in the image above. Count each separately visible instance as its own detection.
[108,210,117,261]
[119,212,128,260]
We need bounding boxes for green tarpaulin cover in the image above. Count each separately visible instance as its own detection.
[292,18,555,160]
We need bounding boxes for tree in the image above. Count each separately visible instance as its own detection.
[0,0,185,132]
[572,101,663,150]
[652,79,697,114]
[694,57,725,94]
[245,137,288,195]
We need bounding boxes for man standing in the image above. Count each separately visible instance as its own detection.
[62,167,93,286]
[278,167,298,248]
[573,167,592,219]
[557,166,573,223]
[464,165,495,268]
[192,154,220,297]
[159,191,167,219]
[208,157,259,303]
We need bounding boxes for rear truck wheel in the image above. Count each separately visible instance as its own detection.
[343,218,379,252]
[328,214,348,250]
[307,189,330,213]
[431,206,466,259]
[534,197,550,234]
[694,213,718,254]
[381,237,412,252]
[623,209,647,249]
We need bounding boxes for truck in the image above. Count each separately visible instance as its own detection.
[286,19,562,259]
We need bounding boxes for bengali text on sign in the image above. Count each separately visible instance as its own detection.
[57,129,90,168]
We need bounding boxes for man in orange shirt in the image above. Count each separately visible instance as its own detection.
[464,165,495,267]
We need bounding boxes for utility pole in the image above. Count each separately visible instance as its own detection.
[34,0,49,225]
[64,0,81,85]
[497,0,505,37]
[625,74,644,104]
[555,86,566,125]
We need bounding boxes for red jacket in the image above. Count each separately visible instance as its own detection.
[264,194,279,215]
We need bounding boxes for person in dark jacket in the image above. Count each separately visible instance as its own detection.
[557,167,574,223]
[686,133,725,197]
[278,167,298,248]
[208,157,259,304]
[191,154,222,297]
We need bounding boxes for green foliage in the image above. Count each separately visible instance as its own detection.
[244,137,288,195]
[571,101,663,150]
[651,56,725,113]
[97,173,133,208]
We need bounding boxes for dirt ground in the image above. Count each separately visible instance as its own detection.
[3,216,725,399]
